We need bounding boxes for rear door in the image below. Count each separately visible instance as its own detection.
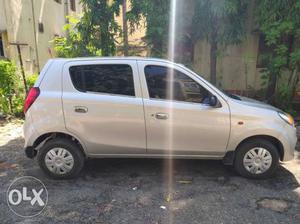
[62,59,146,155]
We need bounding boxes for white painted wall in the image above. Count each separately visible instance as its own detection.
[0,0,81,74]
[0,0,7,32]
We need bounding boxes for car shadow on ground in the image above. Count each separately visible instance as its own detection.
[0,137,299,189]
[81,157,299,189]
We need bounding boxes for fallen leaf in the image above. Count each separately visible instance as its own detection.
[0,162,18,170]
[0,172,7,177]
[165,193,172,202]
[177,180,192,184]
[257,198,289,213]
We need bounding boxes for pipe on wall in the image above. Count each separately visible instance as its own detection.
[30,0,40,73]
[64,0,69,37]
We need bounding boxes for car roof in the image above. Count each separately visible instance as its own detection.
[52,56,175,64]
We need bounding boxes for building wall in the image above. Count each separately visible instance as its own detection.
[113,0,263,92]
[193,35,262,92]
[192,1,263,92]
[0,0,82,74]
[0,0,7,32]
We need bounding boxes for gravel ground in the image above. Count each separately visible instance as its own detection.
[0,119,299,223]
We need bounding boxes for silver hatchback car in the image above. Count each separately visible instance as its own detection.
[23,57,297,179]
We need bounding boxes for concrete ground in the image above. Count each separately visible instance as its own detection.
[0,119,299,223]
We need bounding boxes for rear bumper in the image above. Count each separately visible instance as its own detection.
[25,146,37,158]
[23,112,39,148]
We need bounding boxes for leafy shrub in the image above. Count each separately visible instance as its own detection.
[0,60,18,114]
[52,16,101,58]
[256,0,300,112]
[0,60,38,117]
[26,73,38,89]
[275,84,297,116]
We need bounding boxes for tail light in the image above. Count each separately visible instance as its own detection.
[24,87,40,114]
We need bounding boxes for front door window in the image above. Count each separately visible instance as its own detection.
[144,65,210,104]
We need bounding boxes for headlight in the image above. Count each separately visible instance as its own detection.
[278,112,295,126]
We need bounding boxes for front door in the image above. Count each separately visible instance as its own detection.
[138,61,230,157]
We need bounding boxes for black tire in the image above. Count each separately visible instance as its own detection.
[37,138,85,179]
[234,138,279,179]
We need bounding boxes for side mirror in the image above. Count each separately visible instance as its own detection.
[209,95,218,107]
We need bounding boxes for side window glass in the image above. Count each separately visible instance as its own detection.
[144,65,210,104]
[69,64,135,96]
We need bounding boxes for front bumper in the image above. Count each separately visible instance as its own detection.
[278,124,297,161]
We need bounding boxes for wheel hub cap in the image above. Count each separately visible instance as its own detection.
[45,148,74,174]
[243,147,272,174]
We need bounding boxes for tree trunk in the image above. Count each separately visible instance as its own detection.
[122,0,129,56]
[190,42,195,64]
[266,72,277,103]
[99,0,110,56]
[101,25,110,56]
[210,38,217,85]
[8,95,13,114]
[152,39,163,57]
[290,67,299,104]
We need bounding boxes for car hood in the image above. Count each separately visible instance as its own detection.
[231,95,279,111]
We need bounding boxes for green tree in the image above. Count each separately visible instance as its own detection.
[128,0,170,57]
[54,1,123,57]
[192,0,248,85]
[53,16,96,57]
[255,0,300,108]
[79,0,122,56]
[122,0,129,56]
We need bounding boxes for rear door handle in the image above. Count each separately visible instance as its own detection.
[74,106,88,113]
[154,113,168,120]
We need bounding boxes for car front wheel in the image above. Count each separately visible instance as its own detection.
[234,139,280,179]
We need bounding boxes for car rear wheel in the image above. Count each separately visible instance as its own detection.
[234,139,279,179]
[37,138,85,179]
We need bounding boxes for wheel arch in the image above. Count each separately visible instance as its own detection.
[32,131,87,157]
[235,135,284,161]
[224,134,284,165]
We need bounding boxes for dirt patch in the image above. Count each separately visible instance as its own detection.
[0,118,23,146]
[257,198,290,212]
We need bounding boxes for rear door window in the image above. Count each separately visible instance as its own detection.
[69,64,135,96]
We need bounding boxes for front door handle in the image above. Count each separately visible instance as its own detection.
[74,106,88,113]
[154,113,169,120]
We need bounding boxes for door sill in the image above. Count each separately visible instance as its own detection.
[87,153,224,160]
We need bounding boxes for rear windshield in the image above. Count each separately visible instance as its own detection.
[69,64,135,96]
